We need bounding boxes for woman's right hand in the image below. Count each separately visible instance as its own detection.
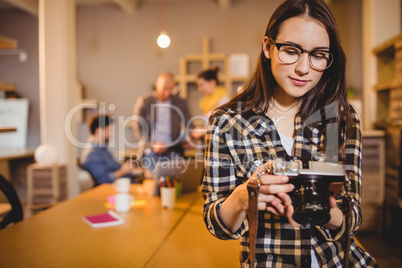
[250,162,300,227]
[220,162,298,232]
[258,175,300,228]
[257,173,294,211]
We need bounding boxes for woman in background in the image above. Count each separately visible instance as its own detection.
[197,67,230,118]
[191,67,231,141]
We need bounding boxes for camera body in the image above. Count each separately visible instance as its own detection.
[273,158,345,225]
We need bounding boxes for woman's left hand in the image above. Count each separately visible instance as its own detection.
[322,196,343,230]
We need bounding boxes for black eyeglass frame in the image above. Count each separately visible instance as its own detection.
[269,38,333,70]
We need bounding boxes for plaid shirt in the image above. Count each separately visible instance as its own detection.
[202,106,378,267]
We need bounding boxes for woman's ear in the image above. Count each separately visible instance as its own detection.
[262,36,271,59]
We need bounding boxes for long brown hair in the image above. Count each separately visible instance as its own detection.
[222,0,353,156]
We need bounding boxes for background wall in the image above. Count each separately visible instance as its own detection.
[0,10,40,148]
[0,0,363,152]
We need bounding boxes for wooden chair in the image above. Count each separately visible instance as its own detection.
[0,174,23,229]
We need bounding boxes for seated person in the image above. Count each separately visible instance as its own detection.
[80,114,141,184]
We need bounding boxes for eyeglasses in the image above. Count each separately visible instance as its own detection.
[270,38,333,70]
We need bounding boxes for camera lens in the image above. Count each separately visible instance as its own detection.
[290,180,331,225]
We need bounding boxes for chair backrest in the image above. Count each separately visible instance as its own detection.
[0,174,23,229]
[75,158,100,187]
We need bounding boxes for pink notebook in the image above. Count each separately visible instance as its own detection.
[82,210,124,228]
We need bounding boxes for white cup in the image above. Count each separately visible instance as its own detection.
[160,187,176,209]
[115,193,134,212]
[114,177,131,193]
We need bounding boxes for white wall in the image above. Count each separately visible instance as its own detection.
[372,0,401,47]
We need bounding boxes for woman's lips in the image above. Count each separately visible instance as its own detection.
[290,77,308,86]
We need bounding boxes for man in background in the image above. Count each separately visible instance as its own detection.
[80,114,141,185]
[132,72,193,175]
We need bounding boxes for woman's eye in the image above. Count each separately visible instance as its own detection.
[283,47,299,55]
[311,52,327,59]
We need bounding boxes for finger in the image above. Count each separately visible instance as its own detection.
[285,204,301,228]
[277,192,293,207]
[258,201,276,212]
[258,193,281,204]
[329,196,337,208]
[257,195,281,211]
[259,183,294,195]
[266,205,279,216]
[257,202,269,211]
[271,192,293,216]
[275,192,300,227]
[259,174,289,185]
[270,199,286,215]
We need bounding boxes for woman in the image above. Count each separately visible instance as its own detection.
[197,67,230,119]
[202,0,378,267]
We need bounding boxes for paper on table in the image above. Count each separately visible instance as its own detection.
[105,194,145,209]
[82,210,124,228]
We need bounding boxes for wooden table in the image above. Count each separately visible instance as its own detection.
[0,184,239,268]
[146,194,239,268]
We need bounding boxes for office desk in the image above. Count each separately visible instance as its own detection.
[0,148,35,181]
[0,184,239,268]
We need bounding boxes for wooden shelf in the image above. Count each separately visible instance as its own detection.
[374,80,402,91]
[0,127,17,133]
[373,34,402,121]
[373,34,402,55]
[0,81,16,91]
[0,35,17,49]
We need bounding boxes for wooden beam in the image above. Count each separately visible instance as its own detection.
[4,0,38,17]
[112,0,141,14]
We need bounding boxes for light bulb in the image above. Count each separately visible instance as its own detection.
[19,51,28,62]
[157,32,171,48]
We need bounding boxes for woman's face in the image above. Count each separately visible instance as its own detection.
[196,78,216,96]
[263,16,330,101]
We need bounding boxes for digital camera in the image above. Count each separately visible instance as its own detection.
[273,158,345,225]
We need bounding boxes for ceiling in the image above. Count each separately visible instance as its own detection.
[0,0,233,17]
